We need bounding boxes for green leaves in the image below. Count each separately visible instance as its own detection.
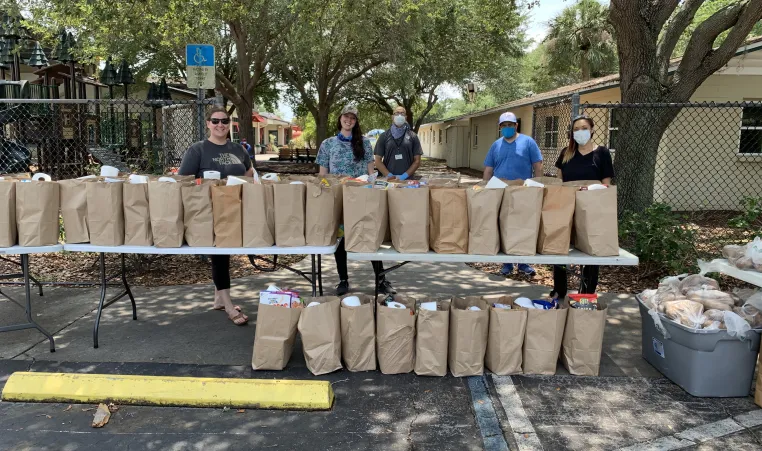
[619,203,697,274]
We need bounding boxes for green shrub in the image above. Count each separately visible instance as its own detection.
[619,203,697,274]
[729,196,762,233]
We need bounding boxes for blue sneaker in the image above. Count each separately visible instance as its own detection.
[517,264,536,276]
[501,263,514,275]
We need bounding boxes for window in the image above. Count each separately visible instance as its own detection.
[438,129,442,144]
[608,109,622,153]
[474,125,478,146]
[543,115,559,148]
[231,121,240,142]
[740,104,762,154]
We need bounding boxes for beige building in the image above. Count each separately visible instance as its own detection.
[420,37,762,210]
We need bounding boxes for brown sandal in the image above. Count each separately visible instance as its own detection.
[229,312,249,326]
[213,305,241,312]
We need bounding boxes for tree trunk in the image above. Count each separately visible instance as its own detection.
[315,106,331,150]
[612,95,681,214]
[581,50,591,81]
[236,98,254,155]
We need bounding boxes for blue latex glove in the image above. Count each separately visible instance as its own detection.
[398,172,409,181]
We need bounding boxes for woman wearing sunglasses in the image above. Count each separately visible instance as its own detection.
[178,106,254,326]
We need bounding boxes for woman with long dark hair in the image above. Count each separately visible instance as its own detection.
[316,105,394,296]
[551,114,614,300]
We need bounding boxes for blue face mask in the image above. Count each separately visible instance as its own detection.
[501,127,516,139]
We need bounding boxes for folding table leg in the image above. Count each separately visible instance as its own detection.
[93,253,107,349]
[22,254,55,352]
[310,254,317,297]
[121,255,137,320]
[317,255,323,296]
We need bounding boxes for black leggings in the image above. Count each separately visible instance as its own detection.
[211,255,231,290]
[553,265,600,299]
[334,239,384,282]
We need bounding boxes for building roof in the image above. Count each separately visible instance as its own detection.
[423,35,762,126]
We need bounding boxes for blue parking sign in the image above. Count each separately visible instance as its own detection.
[186,44,215,67]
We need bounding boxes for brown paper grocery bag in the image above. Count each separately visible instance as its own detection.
[429,187,468,254]
[529,176,562,186]
[388,186,429,253]
[466,186,503,255]
[86,181,125,246]
[0,180,17,247]
[16,180,60,247]
[523,307,568,375]
[298,296,342,375]
[449,296,490,377]
[340,294,376,372]
[343,184,388,253]
[59,179,90,243]
[273,181,306,247]
[537,185,576,255]
[251,303,302,370]
[376,295,416,374]
[242,182,275,247]
[414,298,450,377]
[181,181,214,247]
[574,186,618,256]
[305,179,343,246]
[561,301,608,376]
[499,185,543,256]
[485,296,528,375]
[123,182,153,246]
[212,184,243,248]
[148,180,185,248]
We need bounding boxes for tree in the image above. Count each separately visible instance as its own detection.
[23,0,292,145]
[274,0,397,149]
[544,0,618,82]
[351,0,524,132]
[610,0,762,212]
[673,0,762,56]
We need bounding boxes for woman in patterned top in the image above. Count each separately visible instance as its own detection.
[316,105,396,296]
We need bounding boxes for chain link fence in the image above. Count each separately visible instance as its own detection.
[0,98,214,179]
[531,99,762,212]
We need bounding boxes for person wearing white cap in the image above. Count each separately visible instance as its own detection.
[484,111,543,277]
[317,105,395,296]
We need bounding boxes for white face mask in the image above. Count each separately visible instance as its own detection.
[393,115,406,127]
[573,129,591,146]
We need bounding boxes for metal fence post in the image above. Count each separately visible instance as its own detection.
[571,93,580,118]
[197,88,205,142]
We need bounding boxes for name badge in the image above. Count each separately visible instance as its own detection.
[394,154,403,160]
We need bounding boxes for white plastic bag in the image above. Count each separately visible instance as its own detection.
[723,311,751,341]
[747,237,762,267]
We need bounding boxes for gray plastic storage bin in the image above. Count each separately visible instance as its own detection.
[637,296,760,397]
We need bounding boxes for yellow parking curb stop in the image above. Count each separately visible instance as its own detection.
[1,372,334,410]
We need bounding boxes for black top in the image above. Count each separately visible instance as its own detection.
[178,140,253,179]
[554,145,615,183]
[374,128,423,175]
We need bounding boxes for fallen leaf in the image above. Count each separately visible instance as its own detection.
[91,404,111,428]
[107,403,119,413]
[63,405,72,412]
[556,388,561,391]
[237,409,245,413]
[424,390,430,393]
[36,414,52,419]
[477,400,485,404]
[524,434,529,438]
[668,425,673,430]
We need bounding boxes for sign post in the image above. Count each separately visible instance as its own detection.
[186,44,216,142]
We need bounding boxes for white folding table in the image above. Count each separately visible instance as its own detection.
[0,245,63,352]
[347,244,639,298]
[63,241,341,348]
[705,258,762,288]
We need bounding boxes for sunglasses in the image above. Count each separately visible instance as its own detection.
[209,118,230,125]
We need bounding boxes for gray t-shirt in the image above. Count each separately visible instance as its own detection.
[374,128,423,175]
[178,140,252,179]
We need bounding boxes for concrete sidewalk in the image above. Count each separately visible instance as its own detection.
[1,256,760,450]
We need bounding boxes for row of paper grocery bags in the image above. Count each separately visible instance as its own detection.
[0,173,618,257]
[252,294,608,377]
